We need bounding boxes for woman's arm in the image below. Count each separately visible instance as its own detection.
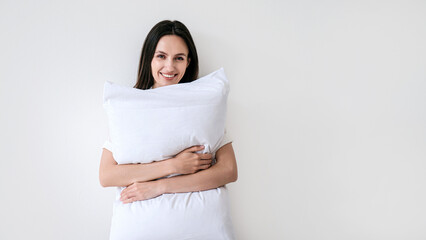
[159,142,238,193]
[99,148,174,187]
[99,145,212,187]
[119,143,238,203]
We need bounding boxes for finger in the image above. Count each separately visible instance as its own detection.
[121,191,136,201]
[120,191,127,199]
[199,164,211,170]
[199,159,212,165]
[120,193,128,201]
[120,186,134,196]
[120,187,136,196]
[184,145,205,153]
[122,183,135,193]
[199,153,212,159]
[122,197,136,204]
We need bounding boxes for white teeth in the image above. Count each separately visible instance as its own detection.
[162,73,175,78]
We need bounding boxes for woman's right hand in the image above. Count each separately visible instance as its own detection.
[169,145,213,175]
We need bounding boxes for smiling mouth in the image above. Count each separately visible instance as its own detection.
[161,73,177,78]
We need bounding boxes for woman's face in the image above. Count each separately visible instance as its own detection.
[151,35,190,89]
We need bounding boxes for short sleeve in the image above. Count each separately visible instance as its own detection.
[102,136,113,152]
[218,129,233,149]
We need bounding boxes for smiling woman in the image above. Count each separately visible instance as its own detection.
[151,35,191,88]
[133,20,199,90]
[99,20,238,240]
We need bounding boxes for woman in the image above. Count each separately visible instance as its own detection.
[99,20,238,239]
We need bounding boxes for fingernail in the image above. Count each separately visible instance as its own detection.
[200,145,205,148]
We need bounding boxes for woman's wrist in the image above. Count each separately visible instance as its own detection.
[164,157,177,175]
[155,178,168,194]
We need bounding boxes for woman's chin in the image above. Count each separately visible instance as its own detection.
[153,79,180,88]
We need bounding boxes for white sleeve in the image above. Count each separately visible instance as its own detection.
[218,129,233,149]
[102,136,113,152]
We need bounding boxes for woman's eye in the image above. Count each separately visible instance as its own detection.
[157,55,165,59]
[176,57,184,61]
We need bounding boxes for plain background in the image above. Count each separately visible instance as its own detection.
[1,0,425,239]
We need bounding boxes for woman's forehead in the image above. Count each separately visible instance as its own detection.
[155,35,188,54]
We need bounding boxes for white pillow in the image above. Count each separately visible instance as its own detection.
[109,186,235,239]
[103,68,229,165]
[103,68,235,239]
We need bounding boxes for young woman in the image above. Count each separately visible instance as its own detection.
[99,20,238,239]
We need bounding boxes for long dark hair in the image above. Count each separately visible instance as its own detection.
[134,20,199,90]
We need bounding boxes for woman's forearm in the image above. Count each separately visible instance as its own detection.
[119,144,238,203]
[99,149,175,187]
[156,144,238,194]
[100,162,174,187]
[157,161,236,194]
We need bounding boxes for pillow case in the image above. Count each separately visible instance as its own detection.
[103,68,229,165]
[109,186,235,239]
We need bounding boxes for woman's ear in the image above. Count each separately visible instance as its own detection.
[187,58,191,67]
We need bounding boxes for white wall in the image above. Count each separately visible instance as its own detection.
[1,0,425,239]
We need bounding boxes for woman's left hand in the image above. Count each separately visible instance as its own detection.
[120,181,164,204]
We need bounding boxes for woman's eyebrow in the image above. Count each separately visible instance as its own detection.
[155,51,167,55]
[155,51,187,56]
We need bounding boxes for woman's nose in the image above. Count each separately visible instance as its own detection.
[164,57,175,69]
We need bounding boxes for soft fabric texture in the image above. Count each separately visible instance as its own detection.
[102,68,235,240]
[102,130,232,157]
[109,186,235,240]
[103,68,229,165]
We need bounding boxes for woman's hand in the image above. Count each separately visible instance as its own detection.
[120,181,164,203]
[169,145,213,175]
